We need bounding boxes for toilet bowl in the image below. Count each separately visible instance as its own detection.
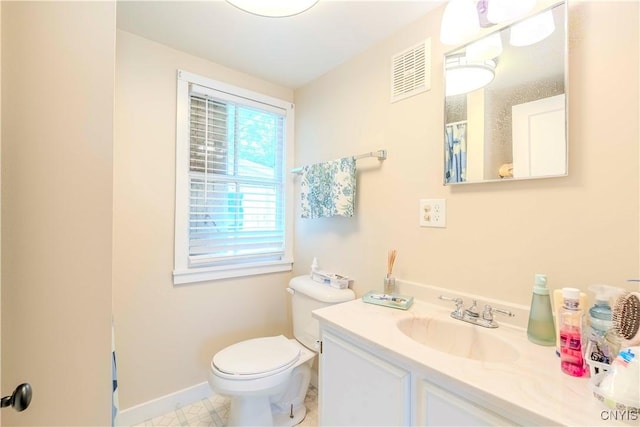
[208,276,355,426]
[208,335,315,426]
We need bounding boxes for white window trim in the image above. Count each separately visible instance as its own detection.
[173,70,294,285]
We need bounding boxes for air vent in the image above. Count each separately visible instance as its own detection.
[391,39,431,103]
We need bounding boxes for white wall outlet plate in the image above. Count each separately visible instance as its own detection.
[419,199,446,228]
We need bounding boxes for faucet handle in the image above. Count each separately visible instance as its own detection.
[439,295,464,316]
[439,295,463,305]
[482,304,515,321]
[482,305,494,321]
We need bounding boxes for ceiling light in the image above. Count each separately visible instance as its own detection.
[465,32,503,61]
[487,0,536,24]
[440,0,480,45]
[510,10,555,47]
[226,0,318,18]
[445,55,496,96]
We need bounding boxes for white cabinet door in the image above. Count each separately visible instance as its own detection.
[319,330,411,426]
[512,94,566,178]
[418,379,517,426]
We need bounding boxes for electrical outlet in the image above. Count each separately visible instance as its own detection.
[419,199,446,228]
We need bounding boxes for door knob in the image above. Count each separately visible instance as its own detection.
[1,383,32,412]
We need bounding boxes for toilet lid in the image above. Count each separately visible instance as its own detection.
[213,335,300,376]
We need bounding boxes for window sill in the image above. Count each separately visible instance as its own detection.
[173,258,293,285]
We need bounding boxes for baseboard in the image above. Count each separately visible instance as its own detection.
[116,369,319,426]
[115,382,211,426]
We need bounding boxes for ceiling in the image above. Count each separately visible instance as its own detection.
[116,0,446,89]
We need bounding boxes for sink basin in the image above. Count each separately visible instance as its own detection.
[397,316,519,363]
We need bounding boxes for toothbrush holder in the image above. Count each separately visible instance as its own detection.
[384,274,396,295]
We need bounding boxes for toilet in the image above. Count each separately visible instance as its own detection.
[208,275,355,426]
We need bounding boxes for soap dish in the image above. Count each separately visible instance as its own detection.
[362,291,414,310]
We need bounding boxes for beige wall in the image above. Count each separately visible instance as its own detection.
[293,2,640,304]
[2,0,634,422]
[114,30,294,409]
[116,0,639,413]
[1,2,115,425]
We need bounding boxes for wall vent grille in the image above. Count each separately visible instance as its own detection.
[391,39,431,103]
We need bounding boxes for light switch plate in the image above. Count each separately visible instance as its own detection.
[419,199,446,228]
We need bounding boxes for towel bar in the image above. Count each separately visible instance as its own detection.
[291,149,387,174]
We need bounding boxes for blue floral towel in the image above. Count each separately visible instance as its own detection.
[300,157,356,219]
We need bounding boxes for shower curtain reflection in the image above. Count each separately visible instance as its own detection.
[445,121,467,183]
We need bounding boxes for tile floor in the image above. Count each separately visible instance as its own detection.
[131,385,318,427]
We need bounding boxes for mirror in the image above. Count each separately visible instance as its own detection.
[444,2,567,185]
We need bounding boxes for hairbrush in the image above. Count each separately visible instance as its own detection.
[612,291,640,346]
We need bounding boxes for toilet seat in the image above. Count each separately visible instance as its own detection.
[213,335,301,380]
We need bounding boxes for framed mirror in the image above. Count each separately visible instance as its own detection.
[444,2,567,185]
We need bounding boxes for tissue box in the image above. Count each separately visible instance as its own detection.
[311,271,353,289]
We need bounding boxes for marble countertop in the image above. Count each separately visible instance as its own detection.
[313,297,637,426]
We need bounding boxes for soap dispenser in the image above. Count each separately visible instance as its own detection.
[526,274,556,346]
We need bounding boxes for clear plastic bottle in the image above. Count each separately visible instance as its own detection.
[559,287,586,377]
[310,257,319,275]
[526,274,556,346]
[586,284,621,365]
[589,298,612,333]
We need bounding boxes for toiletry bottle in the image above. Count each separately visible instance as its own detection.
[552,288,587,357]
[586,284,619,365]
[559,288,586,377]
[526,274,556,346]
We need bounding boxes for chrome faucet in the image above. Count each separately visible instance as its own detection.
[464,300,480,318]
[439,296,514,328]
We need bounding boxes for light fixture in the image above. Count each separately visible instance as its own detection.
[510,10,555,46]
[445,55,496,96]
[440,0,480,45]
[226,0,318,18]
[487,0,536,24]
[465,32,503,61]
[475,0,493,28]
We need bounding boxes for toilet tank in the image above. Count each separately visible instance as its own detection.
[288,275,355,350]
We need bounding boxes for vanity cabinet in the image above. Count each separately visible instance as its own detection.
[318,325,518,426]
[417,379,515,426]
[319,330,411,426]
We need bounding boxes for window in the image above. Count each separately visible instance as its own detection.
[174,70,293,284]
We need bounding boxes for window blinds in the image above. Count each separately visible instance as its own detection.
[188,86,285,267]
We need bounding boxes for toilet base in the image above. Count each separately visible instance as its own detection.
[225,359,312,426]
[227,396,307,427]
[226,395,274,427]
[272,402,307,427]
